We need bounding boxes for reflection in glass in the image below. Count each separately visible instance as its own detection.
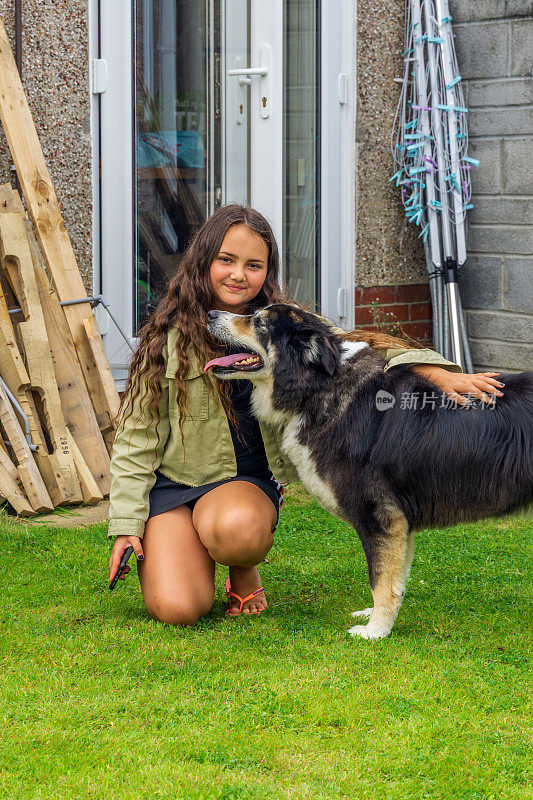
[132,0,321,330]
[283,0,320,310]
[133,0,210,331]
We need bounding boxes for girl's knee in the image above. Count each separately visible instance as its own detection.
[200,510,274,565]
[223,506,270,538]
[145,591,214,627]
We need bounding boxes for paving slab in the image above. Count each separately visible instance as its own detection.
[19,500,110,529]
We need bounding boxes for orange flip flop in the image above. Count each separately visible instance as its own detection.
[226,577,266,616]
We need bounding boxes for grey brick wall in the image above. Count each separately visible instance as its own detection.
[0,2,93,294]
[452,1,533,373]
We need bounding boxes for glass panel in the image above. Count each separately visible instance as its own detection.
[133,0,214,331]
[132,0,320,328]
[133,0,252,331]
[283,0,320,310]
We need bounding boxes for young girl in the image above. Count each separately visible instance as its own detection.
[107,205,504,624]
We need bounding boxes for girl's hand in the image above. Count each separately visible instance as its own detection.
[109,535,144,582]
[411,366,504,407]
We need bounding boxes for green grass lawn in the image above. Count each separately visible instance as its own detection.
[0,486,531,800]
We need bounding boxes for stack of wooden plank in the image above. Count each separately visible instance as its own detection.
[0,17,119,517]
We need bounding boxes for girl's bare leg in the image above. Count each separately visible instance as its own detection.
[138,481,277,624]
[138,505,216,626]
[192,481,278,615]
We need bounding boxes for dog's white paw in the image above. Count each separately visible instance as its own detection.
[351,608,372,619]
[348,624,390,640]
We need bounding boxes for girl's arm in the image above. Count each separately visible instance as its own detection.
[410,365,503,406]
[382,345,462,374]
[107,347,171,540]
[324,316,503,406]
[382,346,503,406]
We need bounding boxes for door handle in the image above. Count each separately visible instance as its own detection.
[227,68,265,88]
[227,67,268,76]
[227,45,271,118]
[337,287,347,319]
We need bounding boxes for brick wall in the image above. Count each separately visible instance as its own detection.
[354,284,433,346]
[0,2,93,294]
[451,1,533,372]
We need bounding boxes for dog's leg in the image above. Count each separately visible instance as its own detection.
[350,532,413,621]
[349,507,413,640]
[351,607,372,620]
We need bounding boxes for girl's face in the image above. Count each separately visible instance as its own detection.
[209,224,269,314]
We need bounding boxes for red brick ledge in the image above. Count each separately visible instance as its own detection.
[354,283,433,346]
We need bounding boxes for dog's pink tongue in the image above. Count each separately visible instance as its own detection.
[204,353,254,372]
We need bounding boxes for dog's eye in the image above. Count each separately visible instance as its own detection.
[254,317,267,329]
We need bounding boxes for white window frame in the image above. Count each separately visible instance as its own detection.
[92,0,356,384]
[89,0,100,308]
[320,0,356,329]
[91,0,135,386]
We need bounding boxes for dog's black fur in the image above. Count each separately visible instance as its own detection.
[207,304,533,638]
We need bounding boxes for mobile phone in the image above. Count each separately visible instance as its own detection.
[109,545,135,590]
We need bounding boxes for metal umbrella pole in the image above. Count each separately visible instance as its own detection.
[434,0,466,366]
[412,0,444,354]
[391,0,477,370]
[423,0,459,362]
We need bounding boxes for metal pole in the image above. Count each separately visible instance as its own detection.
[457,289,474,373]
[444,259,464,366]
[442,277,450,361]
[424,0,453,261]
[436,0,467,264]
[0,375,39,451]
[8,293,135,352]
[424,238,440,352]
[412,0,442,271]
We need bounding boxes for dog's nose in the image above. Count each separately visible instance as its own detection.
[207,310,218,322]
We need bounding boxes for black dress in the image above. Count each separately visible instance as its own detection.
[147,368,284,526]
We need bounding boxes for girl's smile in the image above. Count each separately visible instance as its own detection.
[210,224,269,313]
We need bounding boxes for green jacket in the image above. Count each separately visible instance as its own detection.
[107,323,462,539]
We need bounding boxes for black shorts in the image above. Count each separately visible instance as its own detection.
[147,470,284,530]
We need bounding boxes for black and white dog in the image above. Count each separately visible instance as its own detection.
[205,304,533,639]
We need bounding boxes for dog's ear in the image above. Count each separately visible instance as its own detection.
[302,334,340,376]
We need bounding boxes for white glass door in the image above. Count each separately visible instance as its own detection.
[97,0,354,384]
[130,0,283,333]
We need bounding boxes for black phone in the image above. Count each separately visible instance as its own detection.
[109,545,135,590]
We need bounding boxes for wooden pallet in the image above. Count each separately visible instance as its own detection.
[0,377,52,512]
[0,185,111,495]
[0,17,120,455]
[0,17,119,516]
[0,210,84,504]
[0,202,107,510]
[0,240,69,506]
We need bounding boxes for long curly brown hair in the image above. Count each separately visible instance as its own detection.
[115,205,286,450]
[115,203,422,456]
